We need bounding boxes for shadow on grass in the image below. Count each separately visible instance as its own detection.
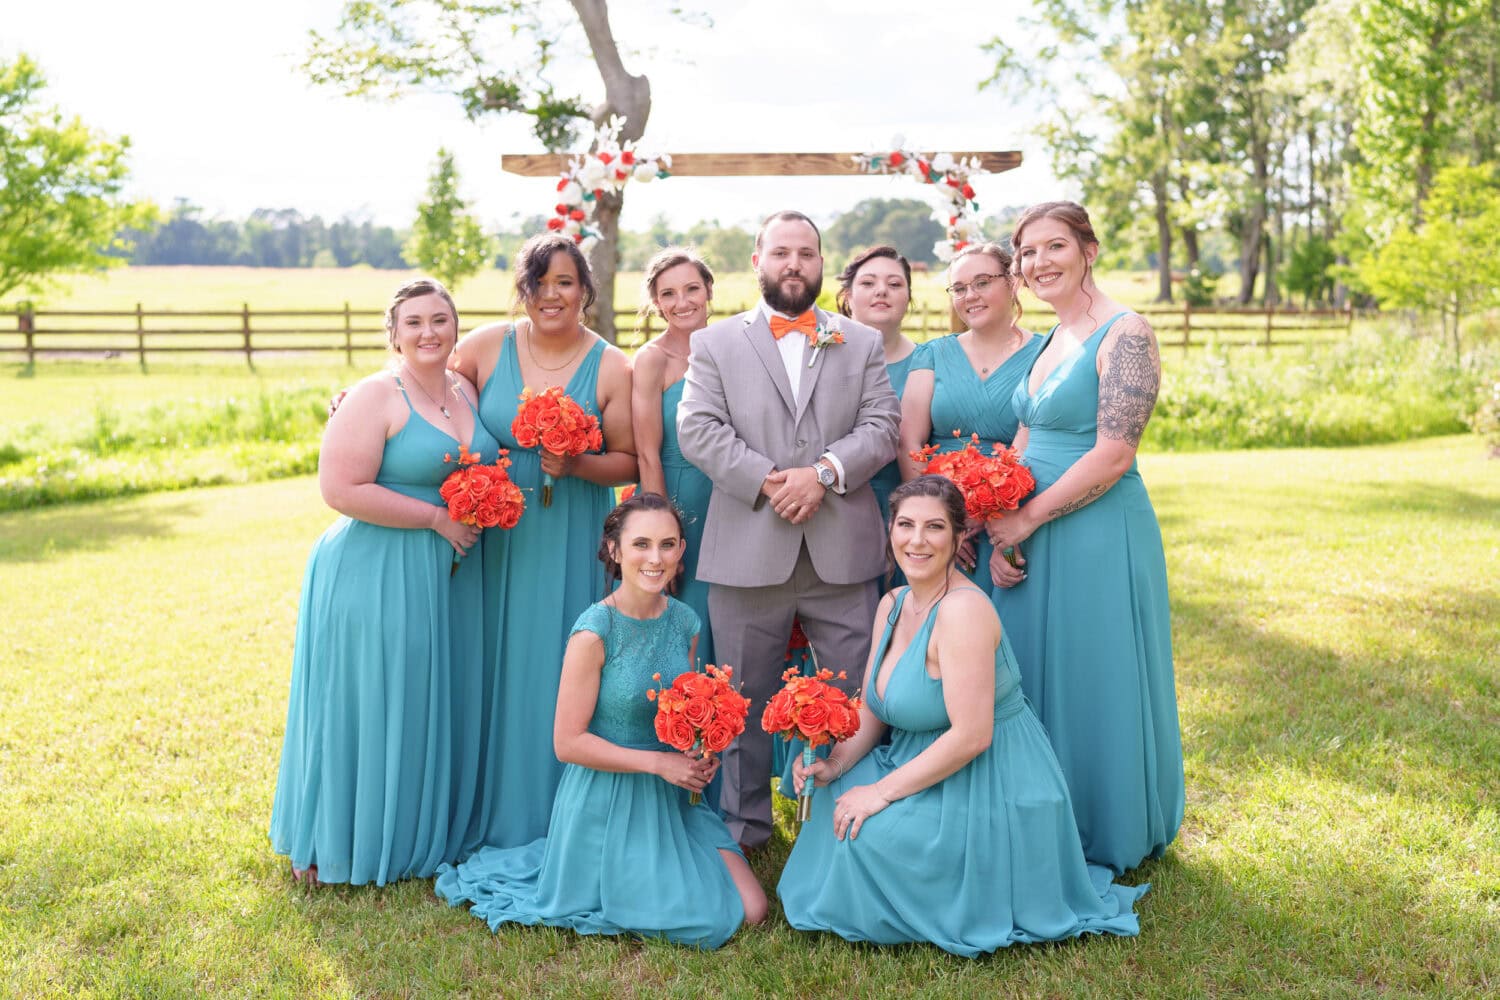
[0,497,196,563]
[1172,576,1499,808]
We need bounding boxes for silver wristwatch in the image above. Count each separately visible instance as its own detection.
[814,462,836,489]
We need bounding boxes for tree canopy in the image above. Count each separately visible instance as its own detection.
[0,54,151,302]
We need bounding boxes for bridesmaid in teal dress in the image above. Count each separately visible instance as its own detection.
[271,279,496,885]
[835,246,919,531]
[436,493,767,947]
[988,202,1184,874]
[778,477,1146,956]
[899,243,1043,592]
[631,247,716,670]
[450,235,638,852]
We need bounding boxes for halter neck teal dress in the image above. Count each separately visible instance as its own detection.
[659,377,713,670]
[910,333,1043,591]
[997,312,1184,873]
[271,374,498,884]
[777,588,1146,956]
[465,329,616,851]
[436,599,746,949]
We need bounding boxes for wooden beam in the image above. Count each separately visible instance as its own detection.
[501,151,1022,177]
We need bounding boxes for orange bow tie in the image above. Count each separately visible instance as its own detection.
[769,311,817,341]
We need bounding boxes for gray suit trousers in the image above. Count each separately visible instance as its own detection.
[708,543,881,848]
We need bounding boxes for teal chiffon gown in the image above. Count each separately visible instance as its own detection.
[868,348,918,528]
[270,376,497,884]
[997,312,1185,874]
[435,599,746,949]
[912,333,1043,591]
[659,378,713,670]
[777,588,1146,957]
[466,330,616,851]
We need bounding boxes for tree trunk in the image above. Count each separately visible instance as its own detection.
[1153,171,1173,303]
[1237,118,1268,305]
[569,0,651,343]
[1180,227,1200,270]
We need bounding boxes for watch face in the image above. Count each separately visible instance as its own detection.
[817,465,835,487]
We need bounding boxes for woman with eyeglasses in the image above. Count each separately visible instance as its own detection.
[897,243,1042,590]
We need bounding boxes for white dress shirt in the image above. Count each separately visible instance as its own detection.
[757,301,847,492]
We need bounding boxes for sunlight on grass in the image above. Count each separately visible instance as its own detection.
[0,436,1495,996]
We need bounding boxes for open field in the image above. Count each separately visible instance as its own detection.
[0,267,1356,362]
[1,265,1168,315]
[0,435,1495,997]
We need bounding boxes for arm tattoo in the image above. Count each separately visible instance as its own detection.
[1047,484,1106,520]
[1097,318,1160,446]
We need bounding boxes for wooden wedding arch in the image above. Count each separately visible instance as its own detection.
[501,150,1023,335]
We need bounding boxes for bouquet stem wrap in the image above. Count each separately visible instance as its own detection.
[796,744,817,823]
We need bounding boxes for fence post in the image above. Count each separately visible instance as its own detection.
[242,303,254,370]
[1264,302,1275,351]
[1346,301,1355,336]
[135,302,147,370]
[1182,300,1191,353]
[343,302,353,366]
[20,305,35,367]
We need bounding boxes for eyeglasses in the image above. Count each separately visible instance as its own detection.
[945,274,1006,299]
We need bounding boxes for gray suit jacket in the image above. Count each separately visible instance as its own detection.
[677,306,900,587]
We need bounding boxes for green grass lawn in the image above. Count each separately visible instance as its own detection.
[1,436,1495,998]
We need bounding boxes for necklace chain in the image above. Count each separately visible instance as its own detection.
[402,364,454,419]
[526,324,590,373]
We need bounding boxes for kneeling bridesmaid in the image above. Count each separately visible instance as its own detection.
[778,475,1146,956]
[435,493,767,948]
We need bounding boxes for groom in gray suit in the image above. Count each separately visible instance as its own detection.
[678,210,901,849]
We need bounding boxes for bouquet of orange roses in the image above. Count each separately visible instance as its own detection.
[762,663,863,822]
[911,432,1036,566]
[511,385,603,507]
[439,445,525,572]
[648,664,751,805]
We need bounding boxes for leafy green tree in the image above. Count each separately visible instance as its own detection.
[403,149,496,291]
[305,0,671,339]
[1356,163,1500,357]
[1282,236,1337,307]
[825,199,945,266]
[0,54,151,301]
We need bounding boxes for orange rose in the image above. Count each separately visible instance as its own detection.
[761,690,795,734]
[682,696,714,730]
[654,710,694,751]
[702,716,737,753]
[795,699,830,738]
[826,702,860,740]
[540,425,573,455]
[678,673,717,700]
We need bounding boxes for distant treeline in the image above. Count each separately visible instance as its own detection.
[122,203,412,269]
[119,198,1051,272]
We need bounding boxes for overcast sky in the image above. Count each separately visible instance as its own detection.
[8,0,1069,233]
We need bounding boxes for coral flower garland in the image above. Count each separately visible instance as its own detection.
[439,444,525,572]
[762,664,863,822]
[511,385,603,507]
[648,664,751,805]
[546,115,671,252]
[853,136,989,262]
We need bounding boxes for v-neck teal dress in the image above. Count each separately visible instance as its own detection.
[911,333,1043,591]
[271,373,497,884]
[997,312,1184,874]
[465,329,616,852]
[777,588,1146,956]
[658,377,713,670]
[436,599,746,949]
